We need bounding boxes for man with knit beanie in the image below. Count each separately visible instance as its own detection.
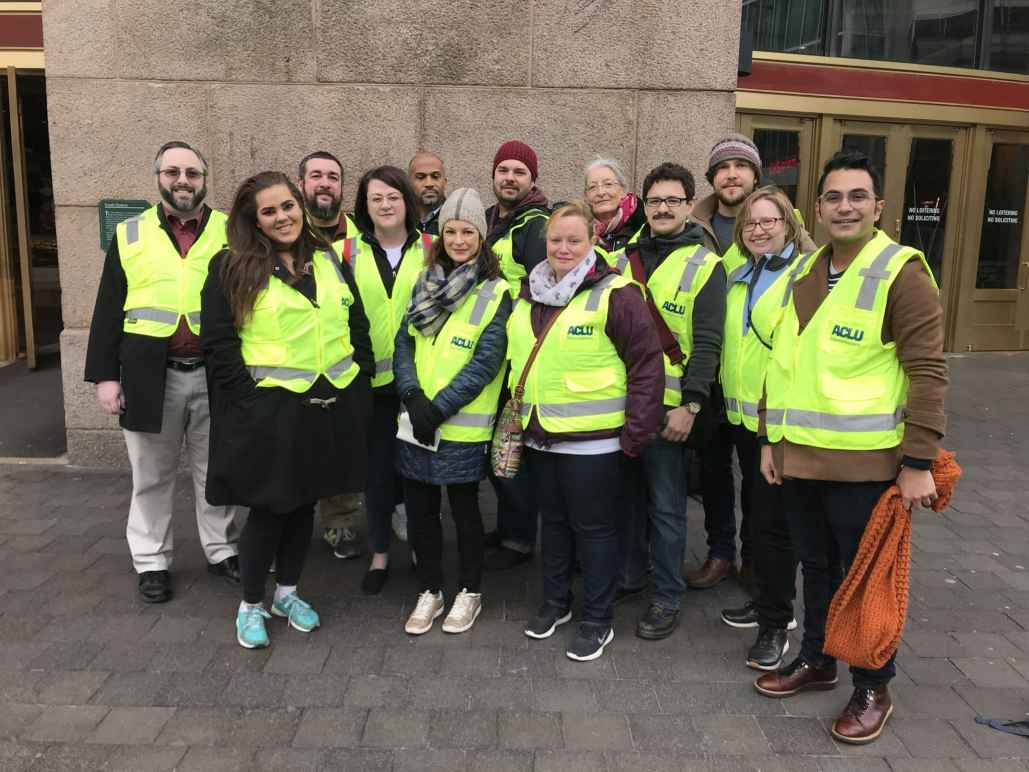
[483,139,550,571]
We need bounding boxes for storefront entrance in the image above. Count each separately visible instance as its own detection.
[737,110,1029,351]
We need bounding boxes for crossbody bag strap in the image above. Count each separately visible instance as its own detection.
[513,304,567,399]
[626,246,685,366]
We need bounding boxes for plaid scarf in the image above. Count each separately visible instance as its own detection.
[406,259,480,337]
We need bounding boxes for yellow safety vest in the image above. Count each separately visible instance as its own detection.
[507,273,631,433]
[411,276,510,442]
[491,209,549,297]
[618,242,721,407]
[118,206,227,337]
[721,249,815,431]
[240,248,360,394]
[338,232,434,387]
[765,231,937,450]
[712,207,806,276]
[607,225,645,275]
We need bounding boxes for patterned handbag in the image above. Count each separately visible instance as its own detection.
[491,307,566,479]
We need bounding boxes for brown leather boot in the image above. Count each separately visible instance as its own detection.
[831,686,893,744]
[686,558,735,589]
[754,656,838,697]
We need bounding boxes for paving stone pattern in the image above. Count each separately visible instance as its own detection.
[1,353,1028,770]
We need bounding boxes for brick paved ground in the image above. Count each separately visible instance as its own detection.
[1,352,1028,771]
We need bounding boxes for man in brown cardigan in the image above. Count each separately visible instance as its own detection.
[754,151,948,744]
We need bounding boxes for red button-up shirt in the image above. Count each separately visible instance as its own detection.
[165,213,203,359]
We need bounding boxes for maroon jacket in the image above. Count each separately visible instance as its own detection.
[517,259,664,457]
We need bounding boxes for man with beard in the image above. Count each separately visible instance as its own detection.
[408,150,447,235]
[483,140,550,570]
[297,150,363,560]
[85,141,241,603]
[299,150,356,242]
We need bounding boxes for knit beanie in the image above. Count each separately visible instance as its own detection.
[438,188,487,241]
[492,140,539,181]
[706,133,762,184]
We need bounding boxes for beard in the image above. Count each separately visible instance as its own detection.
[716,186,749,209]
[159,181,206,213]
[419,188,441,207]
[494,182,528,207]
[305,192,341,221]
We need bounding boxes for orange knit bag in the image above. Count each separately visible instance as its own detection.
[823,450,962,669]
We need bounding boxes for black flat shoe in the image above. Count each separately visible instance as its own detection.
[361,566,389,595]
[139,570,172,603]
[207,555,241,585]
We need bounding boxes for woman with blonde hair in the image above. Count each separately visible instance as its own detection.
[718,185,814,670]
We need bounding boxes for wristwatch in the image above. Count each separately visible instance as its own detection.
[685,401,702,415]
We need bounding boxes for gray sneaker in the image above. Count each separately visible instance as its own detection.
[524,602,572,640]
[566,623,614,662]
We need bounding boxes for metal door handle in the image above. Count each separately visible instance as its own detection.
[1021,262,1029,291]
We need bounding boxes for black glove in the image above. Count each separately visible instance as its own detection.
[404,390,443,447]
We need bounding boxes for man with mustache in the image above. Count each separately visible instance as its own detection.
[483,140,550,571]
[85,141,241,603]
[408,150,447,236]
[297,151,363,560]
[618,162,726,640]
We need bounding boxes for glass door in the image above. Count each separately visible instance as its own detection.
[952,129,1029,351]
[737,113,818,229]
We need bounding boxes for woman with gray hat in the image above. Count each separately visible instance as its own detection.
[392,188,512,635]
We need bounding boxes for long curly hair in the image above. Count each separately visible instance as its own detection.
[221,171,333,327]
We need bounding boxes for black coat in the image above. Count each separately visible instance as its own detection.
[84,204,223,433]
[200,252,374,513]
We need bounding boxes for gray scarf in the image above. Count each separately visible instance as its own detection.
[528,250,598,307]
[406,259,480,336]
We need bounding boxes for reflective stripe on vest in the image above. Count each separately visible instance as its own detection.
[764,233,936,451]
[119,206,226,338]
[248,354,355,385]
[494,210,548,297]
[519,395,627,419]
[413,276,509,442]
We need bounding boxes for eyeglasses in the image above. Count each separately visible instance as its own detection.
[159,167,206,181]
[819,189,875,206]
[644,196,691,209]
[586,180,623,195]
[370,194,403,207]
[741,217,783,233]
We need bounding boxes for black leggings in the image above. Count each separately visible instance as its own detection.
[239,503,315,604]
[405,479,483,593]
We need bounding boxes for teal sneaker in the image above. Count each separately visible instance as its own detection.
[236,605,271,649]
[271,592,320,633]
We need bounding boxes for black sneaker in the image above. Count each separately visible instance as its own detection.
[721,601,759,629]
[484,546,532,571]
[722,601,798,630]
[747,627,790,671]
[483,530,502,549]
[635,604,680,640]
[138,570,172,604]
[566,623,614,662]
[524,602,572,639]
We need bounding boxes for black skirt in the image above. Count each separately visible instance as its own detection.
[206,373,372,514]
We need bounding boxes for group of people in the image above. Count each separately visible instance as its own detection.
[85,133,948,745]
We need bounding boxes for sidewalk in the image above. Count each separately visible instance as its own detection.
[0,353,1027,771]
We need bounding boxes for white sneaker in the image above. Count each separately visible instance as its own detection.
[392,504,408,542]
[405,590,444,635]
[442,589,482,634]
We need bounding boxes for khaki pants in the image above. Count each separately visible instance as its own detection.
[123,367,242,572]
[319,492,364,531]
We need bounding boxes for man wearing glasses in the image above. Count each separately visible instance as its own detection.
[755,151,948,744]
[616,162,726,640]
[85,141,241,604]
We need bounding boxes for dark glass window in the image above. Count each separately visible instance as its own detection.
[833,0,979,68]
[975,143,1029,289]
[753,129,803,204]
[841,134,887,184]
[744,0,827,55]
[900,138,952,284]
[984,1,1029,74]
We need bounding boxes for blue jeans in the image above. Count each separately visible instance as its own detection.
[782,477,896,688]
[490,463,537,553]
[642,437,692,611]
[530,448,624,626]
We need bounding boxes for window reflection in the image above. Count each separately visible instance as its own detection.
[753,129,802,204]
[976,143,1029,289]
[900,138,952,284]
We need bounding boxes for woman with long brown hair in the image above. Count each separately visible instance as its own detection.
[201,170,373,650]
[392,188,510,636]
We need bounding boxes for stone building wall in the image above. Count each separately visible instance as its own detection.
[42,0,741,466]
